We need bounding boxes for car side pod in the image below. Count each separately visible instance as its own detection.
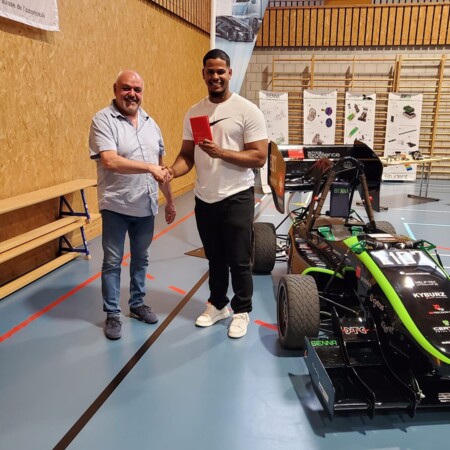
[304,310,418,420]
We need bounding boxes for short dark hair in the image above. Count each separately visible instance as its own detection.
[203,49,230,67]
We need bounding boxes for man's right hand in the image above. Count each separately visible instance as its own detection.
[149,164,168,183]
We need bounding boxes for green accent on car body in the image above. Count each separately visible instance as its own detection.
[302,267,344,279]
[344,236,450,365]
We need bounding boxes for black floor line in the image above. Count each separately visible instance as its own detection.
[53,194,270,449]
[52,271,209,450]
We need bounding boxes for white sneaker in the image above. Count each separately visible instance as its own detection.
[228,313,250,338]
[195,302,230,327]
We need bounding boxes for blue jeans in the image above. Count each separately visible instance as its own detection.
[195,188,254,314]
[101,209,155,315]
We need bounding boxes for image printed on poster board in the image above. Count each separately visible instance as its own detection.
[259,91,289,145]
[344,93,376,148]
[303,90,337,145]
[214,0,269,93]
[383,93,423,181]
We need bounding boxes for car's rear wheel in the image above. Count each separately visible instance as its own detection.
[277,275,320,350]
[252,222,276,274]
[375,220,397,235]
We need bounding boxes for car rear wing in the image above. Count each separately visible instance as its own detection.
[267,141,383,214]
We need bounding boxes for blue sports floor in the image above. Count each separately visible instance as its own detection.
[1,180,450,450]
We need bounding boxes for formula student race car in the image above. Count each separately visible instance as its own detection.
[252,141,450,419]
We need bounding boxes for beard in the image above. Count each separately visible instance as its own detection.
[209,90,224,98]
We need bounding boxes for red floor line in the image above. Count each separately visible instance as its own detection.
[0,211,195,343]
[0,272,101,343]
[169,286,186,295]
[254,320,277,331]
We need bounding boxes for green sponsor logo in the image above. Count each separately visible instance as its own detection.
[311,339,338,347]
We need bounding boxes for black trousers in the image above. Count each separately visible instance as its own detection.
[195,187,254,314]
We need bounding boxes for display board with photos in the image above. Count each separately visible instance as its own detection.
[344,92,376,149]
[303,90,337,145]
[383,93,423,181]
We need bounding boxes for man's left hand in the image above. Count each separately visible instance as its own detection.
[165,202,176,224]
[198,140,223,159]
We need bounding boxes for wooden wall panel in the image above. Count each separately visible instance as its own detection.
[0,0,208,200]
[0,0,209,289]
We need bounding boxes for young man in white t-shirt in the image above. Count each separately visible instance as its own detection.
[168,49,268,338]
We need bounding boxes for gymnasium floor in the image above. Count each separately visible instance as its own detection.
[1,179,450,450]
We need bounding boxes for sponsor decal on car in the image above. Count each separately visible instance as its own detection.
[413,292,447,299]
[369,294,385,311]
[438,393,450,403]
[380,321,395,334]
[306,150,342,159]
[342,326,370,335]
[428,304,450,315]
[310,339,338,346]
[415,280,439,287]
[433,326,450,333]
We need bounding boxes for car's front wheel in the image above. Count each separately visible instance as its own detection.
[252,222,276,274]
[277,275,320,350]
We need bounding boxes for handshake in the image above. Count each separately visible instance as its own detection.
[151,165,174,184]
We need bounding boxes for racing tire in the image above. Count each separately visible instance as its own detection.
[375,220,397,235]
[277,275,320,350]
[252,222,276,274]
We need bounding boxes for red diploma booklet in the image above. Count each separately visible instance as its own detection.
[190,116,212,144]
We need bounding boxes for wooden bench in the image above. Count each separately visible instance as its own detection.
[0,179,99,299]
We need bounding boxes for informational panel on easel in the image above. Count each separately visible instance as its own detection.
[303,90,337,145]
[259,90,289,193]
[383,93,423,181]
[344,92,376,149]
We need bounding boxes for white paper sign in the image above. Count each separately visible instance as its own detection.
[0,0,59,32]
[383,93,423,181]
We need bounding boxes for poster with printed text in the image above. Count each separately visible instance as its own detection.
[383,93,423,181]
[0,0,59,31]
[303,90,337,145]
[258,90,289,193]
[344,92,376,148]
[259,91,289,145]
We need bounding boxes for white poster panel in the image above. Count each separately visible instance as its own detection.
[214,0,269,93]
[344,92,376,148]
[303,90,337,145]
[259,91,289,145]
[383,93,423,181]
[258,91,289,193]
[0,0,59,31]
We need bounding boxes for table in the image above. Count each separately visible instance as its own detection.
[380,156,450,201]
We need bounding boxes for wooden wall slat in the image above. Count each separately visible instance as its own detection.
[256,4,450,48]
[268,54,450,178]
